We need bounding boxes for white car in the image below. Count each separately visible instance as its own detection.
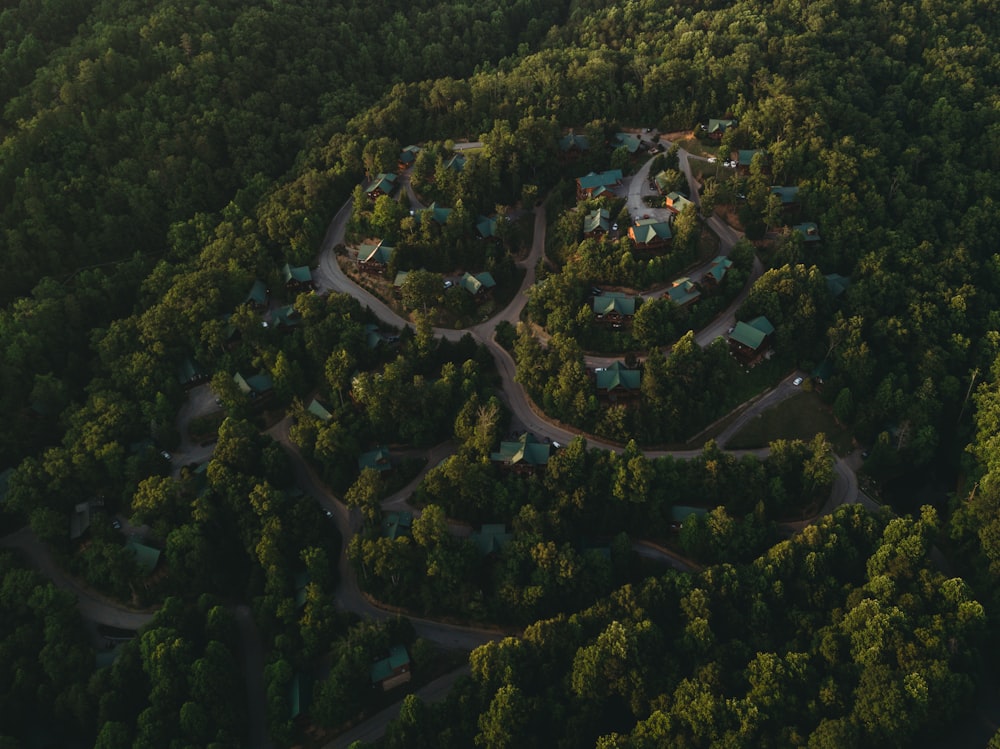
[707,157,717,164]
[792,377,803,386]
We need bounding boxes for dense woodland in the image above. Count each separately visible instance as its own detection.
[2,0,1000,745]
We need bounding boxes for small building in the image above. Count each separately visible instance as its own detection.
[470,524,513,555]
[628,218,672,251]
[793,222,821,243]
[382,511,413,540]
[370,645,411,691]
[476,215,498,240]
[282,263,314,292]
[666,277,701,307]
[701,256,733,289]
[417,202,452,226]
[392,270,410,297]
[357,241,394,274]
[595,361,641,400]
[358,446,392,473]
[306,398,333,423]
[706,118,737,140]
[728,316,775,366]
[769,186,800,208]
[670,505,708,529]
[584,208,610,237]
[736,149,761,173]
[234,371,274,399]
[69,501,92,540]
[270,304,301,330]
[490,433,551,473]
[665,192,695,215]
[176,357,208,390]
[365,172,398,201]
[654,170,680,195]
[245,279,269,310]
[445,153,466,173]
[576,170,623,200]
[461,271,497,298]
[614,132,642,154]
[558,131,590,158]
[398,145,421,170]
[825,273,850,298]
[592,292,637,326]
[126,539,161,576]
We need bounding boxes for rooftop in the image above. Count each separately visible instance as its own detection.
[490,433,551,466]
[595,361,641,391]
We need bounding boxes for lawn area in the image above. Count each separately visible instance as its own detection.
[727,390,854,454]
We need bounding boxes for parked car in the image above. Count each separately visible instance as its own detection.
[793,377,803,386]
[160,450,172,461]
[111,518,122,530]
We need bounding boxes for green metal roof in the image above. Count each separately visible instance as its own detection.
[282,263,312,284]
[793,222,821,241]
[399,145,421,164]
[559,132,589,151]
[670,505,708,522]
[630,219,672,244]
[666,278,701,306]
[592,292,636,316]
[246,279,268,305]
[707,118,736,134]
[666,192,695,212]
[382,511,413,540]
[770,186,799,204]
[271,304,300,328]
[234,371,274,395]
[577,170,623,191]
[595,361,641,391]
[417,202,452,224]
[748,316,775,335]
[584,208,610,234]
[126,540,161,575]
[176,356,203,386]
[461,271,496,295]
[370,645,410,683]
[737,149,760,166]
[366,172,398,196]
[358,447,391,472]
[445,153,466,172]
[615,132,641,153]
[825,273,850,297]
[706,256,733,282]
[491,433,551,466]
[306,399,332,423]
[470,524,512,555]
[393,270,410,287]
[359,242,394,264]
[476,216,498,238]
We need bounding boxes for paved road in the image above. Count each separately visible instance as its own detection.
[328,665,472,749]
[172,382,221,471]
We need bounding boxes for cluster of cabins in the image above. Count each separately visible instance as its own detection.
[590,255,733,327]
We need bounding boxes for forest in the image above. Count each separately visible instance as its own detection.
[2,0,1000,745]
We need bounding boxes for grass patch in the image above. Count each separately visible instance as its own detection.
[727,390,854,454]
[689,159,736,181]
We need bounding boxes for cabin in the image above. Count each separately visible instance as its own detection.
[416,202,452,226]
[592,292,636,327]
[470,524,513,554]
[357,241,394,274]
[793,222,821,243]
[358,446,392,473]
[398,145,421,170]
[476,215,498,240]
[595,361,641,401]
[558,131,590,161]
[770,186,800,211]
[728,316,775,366]
[706,118,737,140]
[490,433,551,474]
[701,256,733,290]
[365,172,397,201]
[736,149,761,174]
[282,263,314,292]
[234,371,275,401]
[461,271,497,298]
[576,170,623,200]
[628,218,672,251]
[382,511,413,540]
[666,277,701,307]
[584,208,610,238]
[825,273,850,299]
[445,153,466,173]
[665,192,695,216]
[306,398,333,423]
[177,357,208,390]
[370,645,411,691]
[245,279,269,310]
[270,304,301,331]
[614,132,642,154]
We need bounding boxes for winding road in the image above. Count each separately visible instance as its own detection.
[2,140,871,749]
